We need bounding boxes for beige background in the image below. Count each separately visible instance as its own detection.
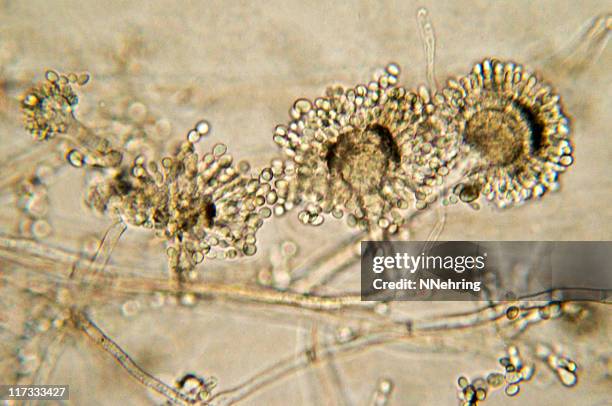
[0,1,610,405]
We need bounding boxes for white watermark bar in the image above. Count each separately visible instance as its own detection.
[0,385,69,400]
[360,241,612,301]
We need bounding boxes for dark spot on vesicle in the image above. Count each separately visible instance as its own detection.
[515,102,545,153]
[368,124,401,164]
[325,141,338,173]
[204,201,216,226]
[113,169,133,195]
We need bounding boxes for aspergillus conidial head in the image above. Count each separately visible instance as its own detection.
[273,63,460,232]
[86,137,271,263]
[20,70,80,141]
[443,59,574,208]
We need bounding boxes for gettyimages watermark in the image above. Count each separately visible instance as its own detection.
[360,241,612,301]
